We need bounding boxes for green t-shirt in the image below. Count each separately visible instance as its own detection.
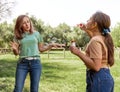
[17,31,43,58]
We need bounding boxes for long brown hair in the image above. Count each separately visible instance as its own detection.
[14,15,34,40]
[92,11,114,66]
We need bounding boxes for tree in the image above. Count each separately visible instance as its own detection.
[54,23,71,45]
[111,23,120,47]
[0,21,14,48]
[68,26,90,47]
[42,25,54,43]
[0,0,15,20]
[30,15,44,33]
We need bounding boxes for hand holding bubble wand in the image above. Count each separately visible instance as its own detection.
[71,39,76,47]
[77,23,86,30]
[77,23,93,38]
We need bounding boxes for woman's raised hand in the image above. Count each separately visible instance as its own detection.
[10,41,19,51]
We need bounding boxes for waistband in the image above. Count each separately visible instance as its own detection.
[25,57,38,60]
[101,65,109,69]
[87,65,109,71]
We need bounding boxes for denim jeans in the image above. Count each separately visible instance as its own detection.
[13,58,42,92]
[86,68,114,92]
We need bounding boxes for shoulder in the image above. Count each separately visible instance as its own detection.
[89,35,106,49]
[33,30,41,36]
[33,30,39,34]
[91,35,104,43]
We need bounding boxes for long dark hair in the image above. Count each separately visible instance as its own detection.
[92,11,114,66]
[14,15,34,40]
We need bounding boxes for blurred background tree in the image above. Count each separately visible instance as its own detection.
[0,0,15,20]
[0,0,120,49]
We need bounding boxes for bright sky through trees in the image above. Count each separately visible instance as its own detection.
[8,0,120,27]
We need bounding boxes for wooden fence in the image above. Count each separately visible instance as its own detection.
[0,48,11,54]
[47,47,65,58]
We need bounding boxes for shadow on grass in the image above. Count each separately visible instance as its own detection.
[0,54,80,77]
[0,58,17,77]
[41,61,80,82]
[0,54,83,92]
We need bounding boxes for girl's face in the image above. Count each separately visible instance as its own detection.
[21,17,31,32]
[86,17,96,31]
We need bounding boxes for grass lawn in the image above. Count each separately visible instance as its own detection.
[0,50,120,92]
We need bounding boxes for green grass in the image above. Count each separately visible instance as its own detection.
[0,50,120,92]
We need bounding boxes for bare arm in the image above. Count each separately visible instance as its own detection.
[69,46,101,71]
[38,43,52,52]
[10,41,19,55]
[38,43,65,53]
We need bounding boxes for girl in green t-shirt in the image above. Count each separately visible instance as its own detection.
[10,15,61,92]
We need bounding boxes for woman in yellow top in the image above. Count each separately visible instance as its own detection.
[70,11,114,92]
[10,15,61,92]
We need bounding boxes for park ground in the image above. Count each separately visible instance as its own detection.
[0,50,120,92]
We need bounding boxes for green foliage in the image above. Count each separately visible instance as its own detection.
[73,27,90,47]
[42,25,53,43]
[53,23,71,44]
[0,22,14,48]
[111,22,120,47]
[30,16,44,33]
[1,15,120,49]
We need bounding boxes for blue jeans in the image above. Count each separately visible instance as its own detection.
[13,58,42,92]
[86,68,114,92]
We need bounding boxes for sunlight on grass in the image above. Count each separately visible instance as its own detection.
[0,50,120,92]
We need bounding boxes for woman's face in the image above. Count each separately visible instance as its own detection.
[21,17,31,32]
[86,17,96,31]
